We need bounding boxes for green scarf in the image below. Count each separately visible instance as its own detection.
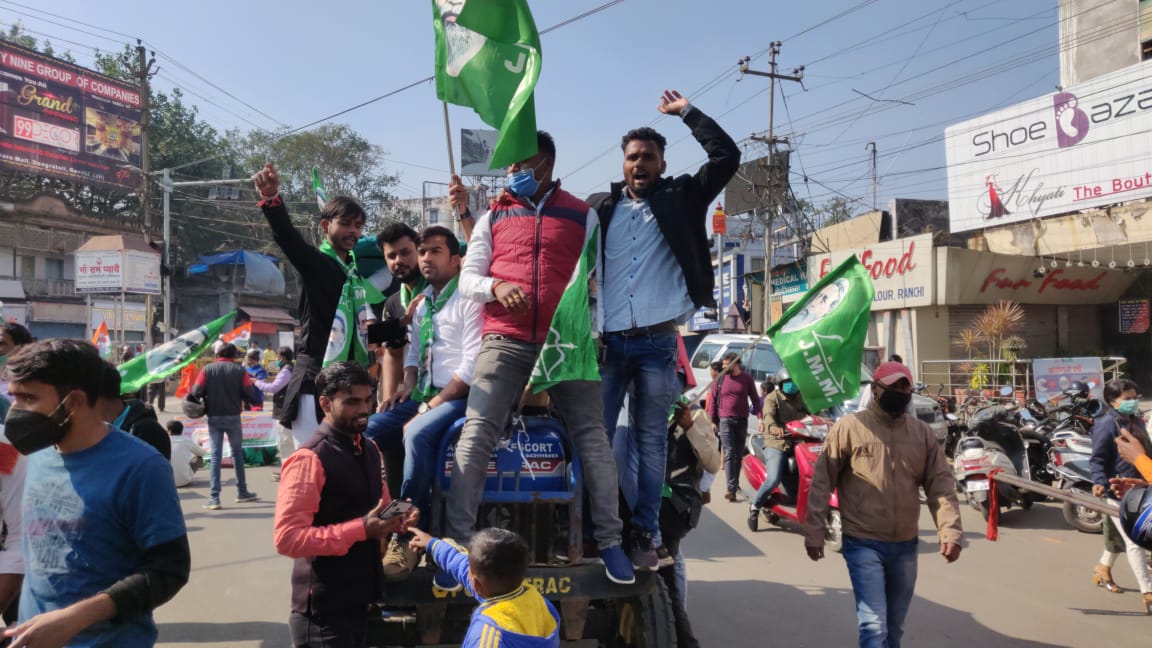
[411,277,458,403]
[320,240,371,368]
[401,277,429,309]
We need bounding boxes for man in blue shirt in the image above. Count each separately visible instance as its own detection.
[2,339,189,647]
[588,89,740,569]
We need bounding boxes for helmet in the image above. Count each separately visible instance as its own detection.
[1119,485,1152,551]
[775,368,791,384]
[1065,380,1090,399]
[181,396,206,420]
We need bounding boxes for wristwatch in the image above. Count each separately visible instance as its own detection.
[418,402,431,414]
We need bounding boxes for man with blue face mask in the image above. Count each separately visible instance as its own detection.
[446,131,634,589]
[751,367,810,514]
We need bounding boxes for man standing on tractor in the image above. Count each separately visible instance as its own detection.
[446,131,634,589]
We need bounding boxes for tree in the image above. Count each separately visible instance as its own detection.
[815,197,857,227]
[235,124,405,237]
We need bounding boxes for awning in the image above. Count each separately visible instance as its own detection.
[240,306,296,335]
[0,279,26,301]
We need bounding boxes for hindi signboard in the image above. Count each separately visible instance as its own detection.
[75,249,161,295]
[1032,357,1105,402]
[0,41,143,189]
[1119,299,1151,334]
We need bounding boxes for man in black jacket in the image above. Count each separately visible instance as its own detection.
[588,89,739,569]
[252,162,375,449]
[96,362,171,460]
[191,343,260,510]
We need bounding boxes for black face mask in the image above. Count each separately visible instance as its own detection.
[5,397,73,455]
[876,387,912,416]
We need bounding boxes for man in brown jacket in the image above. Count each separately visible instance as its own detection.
[804,361,962,648]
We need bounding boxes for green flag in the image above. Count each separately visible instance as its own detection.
[431,0,541,169]
[767,256,874,412]
[117,311,235,395]
[312,167,329,210]
[529,224,599,393]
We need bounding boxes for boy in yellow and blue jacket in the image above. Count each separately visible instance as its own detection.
[409,527,560,648]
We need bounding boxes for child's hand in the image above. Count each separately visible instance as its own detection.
[400,506,421,533]
[408,528,433,553]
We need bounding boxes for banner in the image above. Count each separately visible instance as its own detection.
[1032,357,1105,402]
[117,311,234,394]
[768,256,874,412]
[530,224,599,393]
[74,249,161,295]
[432,0,541,168]
[0,41,143,189]
[91,321,111,359]
[175,411,278,465]
[221,321,252,348]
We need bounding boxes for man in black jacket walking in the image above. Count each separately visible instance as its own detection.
[191,343,260,510]
[588,89,739,568]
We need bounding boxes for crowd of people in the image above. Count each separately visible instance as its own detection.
[1,82,1150,648]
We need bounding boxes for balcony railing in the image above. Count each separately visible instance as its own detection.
[21,278,76,298]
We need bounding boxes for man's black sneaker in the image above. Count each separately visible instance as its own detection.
[655,543,675,569]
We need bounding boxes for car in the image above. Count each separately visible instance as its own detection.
[687,334,948,443]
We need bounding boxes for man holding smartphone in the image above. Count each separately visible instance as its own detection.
[273,362,418,647]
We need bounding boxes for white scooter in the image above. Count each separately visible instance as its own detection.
[953,400,1032,521]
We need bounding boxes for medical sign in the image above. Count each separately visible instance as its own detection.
[945,59,1152,233]
[0,41,143,189]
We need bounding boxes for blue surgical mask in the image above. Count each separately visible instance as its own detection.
[508,161,546,198]
[1116,399,1140,415]
[781,381,799,396]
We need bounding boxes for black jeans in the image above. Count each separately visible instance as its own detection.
[718,417,749,493]
[289,612,367,648]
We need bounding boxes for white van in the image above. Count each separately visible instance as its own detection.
[687,333,947,443]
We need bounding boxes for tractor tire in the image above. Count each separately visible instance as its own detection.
[612,576,676,648]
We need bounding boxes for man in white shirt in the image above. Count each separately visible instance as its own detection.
[0,426,27,618]
[374,225,482,581]
[166,421,206,488]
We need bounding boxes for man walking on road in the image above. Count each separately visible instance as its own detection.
[589,88,740,569]
[708,353,761,502]
[3,340,189,647]
[191,342,261,510]
[804,361,962,648]
[273,362,418,647]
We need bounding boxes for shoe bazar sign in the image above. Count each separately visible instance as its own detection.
[945,58,1152,234]
[0,41,143,190]
[937,247,1137,305]
[807,234,933,310]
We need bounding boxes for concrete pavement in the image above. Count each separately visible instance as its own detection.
[152,457,1151,647]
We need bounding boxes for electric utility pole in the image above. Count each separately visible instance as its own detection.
[739,43,803,332]
[126,42,157,345]
[866,141,878,211]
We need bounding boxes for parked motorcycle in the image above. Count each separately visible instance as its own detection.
[1048,428,1101,533]
[953,402,1032,521]
[742,415,842,552]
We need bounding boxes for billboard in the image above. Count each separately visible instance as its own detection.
[0,42,143,189]
[75,250,161,295]
[688,254,745,332]
[1031,357,1105,403]
[460,128,503,177]
[945,58,1152,234]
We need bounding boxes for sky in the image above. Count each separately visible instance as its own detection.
[2,0,1070,225]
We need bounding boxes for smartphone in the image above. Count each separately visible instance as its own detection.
[378,500,414,520]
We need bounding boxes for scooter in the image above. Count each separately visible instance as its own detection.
[741,415,843,552]
[1048,428,1102,533]
[953,403,1033,521]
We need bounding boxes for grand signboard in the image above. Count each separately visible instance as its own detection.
[0,42,143,189]
[945,58,1152,234]
[807,234,934,310]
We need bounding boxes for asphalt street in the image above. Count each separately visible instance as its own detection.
[151,456,1151,647]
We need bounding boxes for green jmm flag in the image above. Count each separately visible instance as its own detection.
[767,256,874,412]
[117,311,235,395]
[431,0,541,169]
[530,224,599,393]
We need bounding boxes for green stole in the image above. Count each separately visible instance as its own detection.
[411,277,458,403]
[320,240,371,367]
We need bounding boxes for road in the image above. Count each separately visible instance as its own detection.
[150,453,1150,648]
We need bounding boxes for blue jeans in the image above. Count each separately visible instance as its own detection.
[611,396,662,545]
[842,536,919,648]
[400,398,468,518]
[208,415,248,500]
[365,399,421,496]
[600,331,679,537]
[750,436,788,508]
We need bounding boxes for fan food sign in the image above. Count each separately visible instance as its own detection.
[807,234,933,310]
[945,58,1152,234]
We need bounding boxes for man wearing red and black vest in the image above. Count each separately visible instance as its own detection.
[446,131,634,589]
[273,363,418,647]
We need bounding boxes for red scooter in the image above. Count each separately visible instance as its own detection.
[741,415,843,552]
